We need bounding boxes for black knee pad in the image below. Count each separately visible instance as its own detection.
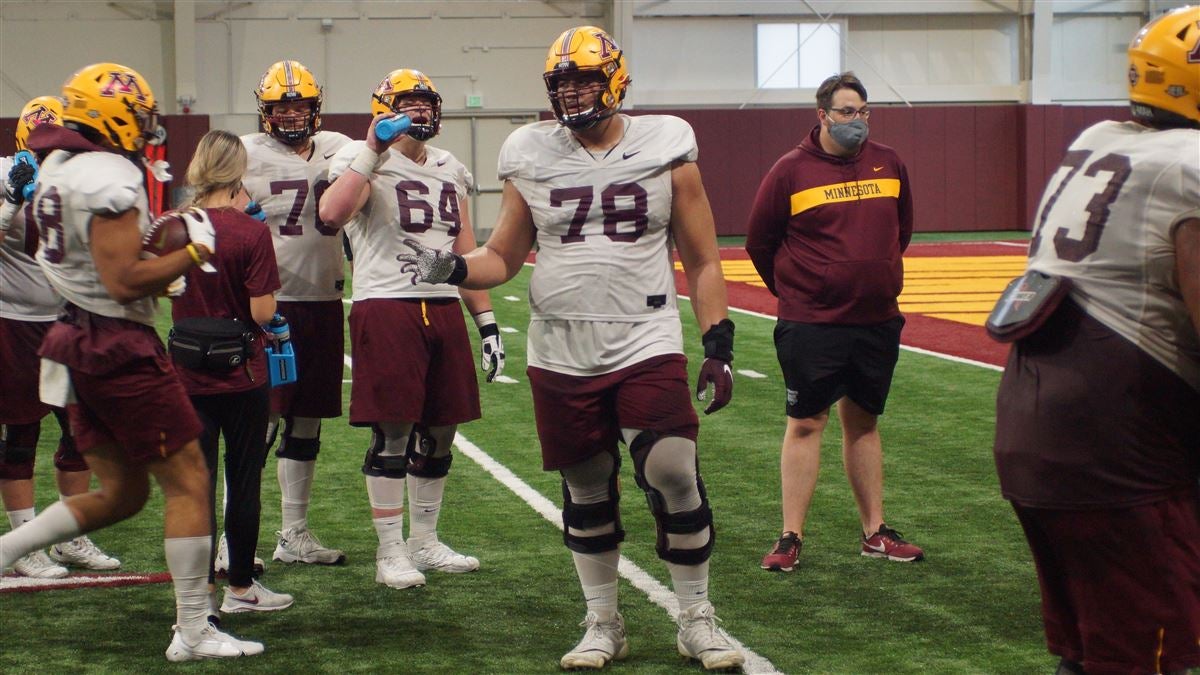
[1,443,35,467]
[276,435,320,461]
[629,430,715,566]
[3,421,41,449]
[53,440,88,473]
[362,425,407,478]
[561,454,625,554]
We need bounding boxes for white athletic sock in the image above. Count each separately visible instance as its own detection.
[164,536,212,642]
[668,561,710,612]
[571,549,620,620]
[372,515,405,550]
[278,458,315,531]
[580,579,620,622]
[0,501,81,569]
[406,475,445,549]
[7,507,35,529]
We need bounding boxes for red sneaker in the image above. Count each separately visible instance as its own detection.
[861,525,924,562]
[760,531,802,572]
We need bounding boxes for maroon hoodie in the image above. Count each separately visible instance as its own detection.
[745,124,913,325]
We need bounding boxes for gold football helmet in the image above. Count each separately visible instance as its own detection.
[61,63,160,154]
[255,60,323,143]
[15,95,64,151]
[1128,6,1200,127]
[372,69,442,141]
[543,26,630,130]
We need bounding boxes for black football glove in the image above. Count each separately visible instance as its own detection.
[5,162,36,205]
[696,318,735,415]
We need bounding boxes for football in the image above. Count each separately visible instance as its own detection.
[141,210,191,257]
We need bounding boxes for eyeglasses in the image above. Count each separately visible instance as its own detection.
[826,106,871,120]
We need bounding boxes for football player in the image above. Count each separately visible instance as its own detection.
[319,69,503,589]
[241,60,351,566]
[993,7,1200,674]
[1,96,122,578]
[0,63,262,660]
[396,27,745,671]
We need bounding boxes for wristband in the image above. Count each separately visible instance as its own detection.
[348,146,382,177]
[472,310,496,330]
[446,255,468,286]
[185,243,205,266]
[701,318,736,362]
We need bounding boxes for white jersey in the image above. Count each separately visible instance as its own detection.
[1027,120,1200,390]
[242,131,352,301]
[33,150,157,325]
[1,156,62,320]
[498,115,697,375]
[329,141,473,300]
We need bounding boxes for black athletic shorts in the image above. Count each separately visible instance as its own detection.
[773,316,904,418]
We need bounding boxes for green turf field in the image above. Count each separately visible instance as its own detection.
[4,264,1047,673]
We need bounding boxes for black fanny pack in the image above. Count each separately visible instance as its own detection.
[168,317,255,371]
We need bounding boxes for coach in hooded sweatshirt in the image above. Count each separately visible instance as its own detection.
[746,71,923,572]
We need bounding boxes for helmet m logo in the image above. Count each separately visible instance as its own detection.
[594,32,619,58]
[100,72,148,102]
[1189,21,1200,63]
[21,105,58,128]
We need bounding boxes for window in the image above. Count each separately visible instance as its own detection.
[756,22,843,89]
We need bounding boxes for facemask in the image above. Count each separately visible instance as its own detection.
[828,119,868,151]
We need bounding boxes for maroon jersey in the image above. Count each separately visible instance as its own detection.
[171,207,280,394]
[746,125,913,325]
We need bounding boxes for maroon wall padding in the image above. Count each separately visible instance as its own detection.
[0,104,1130,232]
[161,114,211,185]
[1019,104,1129,230]
[645,104,1126,235]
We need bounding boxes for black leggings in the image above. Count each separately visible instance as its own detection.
[191,385,270,587]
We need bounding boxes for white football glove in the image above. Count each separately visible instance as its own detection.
[396,238,467,286]
[179,207,216,272]
[163,275,187,298]
[473,311,505,383]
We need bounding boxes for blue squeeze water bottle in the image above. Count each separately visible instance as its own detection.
[264,313,298,387]
[374,115,412,143]
[244,200,267,222]
[14,150,39,202]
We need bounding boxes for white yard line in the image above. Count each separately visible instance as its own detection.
[344,352,781,674]
[453,433,783,675]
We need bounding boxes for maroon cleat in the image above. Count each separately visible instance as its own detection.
[760,531,802,572]
[862,525,924,562]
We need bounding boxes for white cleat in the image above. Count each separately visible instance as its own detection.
[164,624,264,662]
[560,611,628,670]
[375,541,426,589]
[50,535,121,570]
[273,527,346,565]
[12,550,69,579]
[410,541,480,573]
[220,579,294,614]
[215,533,265,577]
[676,602,745,671]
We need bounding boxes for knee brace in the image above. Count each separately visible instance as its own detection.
[561,452,625,554]
[276,417,321,460]
[53,442,88,473]
[629,430,715,566]
[1,422,39,478]
[406,424,453,478]
[362,425,407,478]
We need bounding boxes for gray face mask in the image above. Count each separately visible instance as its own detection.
[828,118,868,150]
